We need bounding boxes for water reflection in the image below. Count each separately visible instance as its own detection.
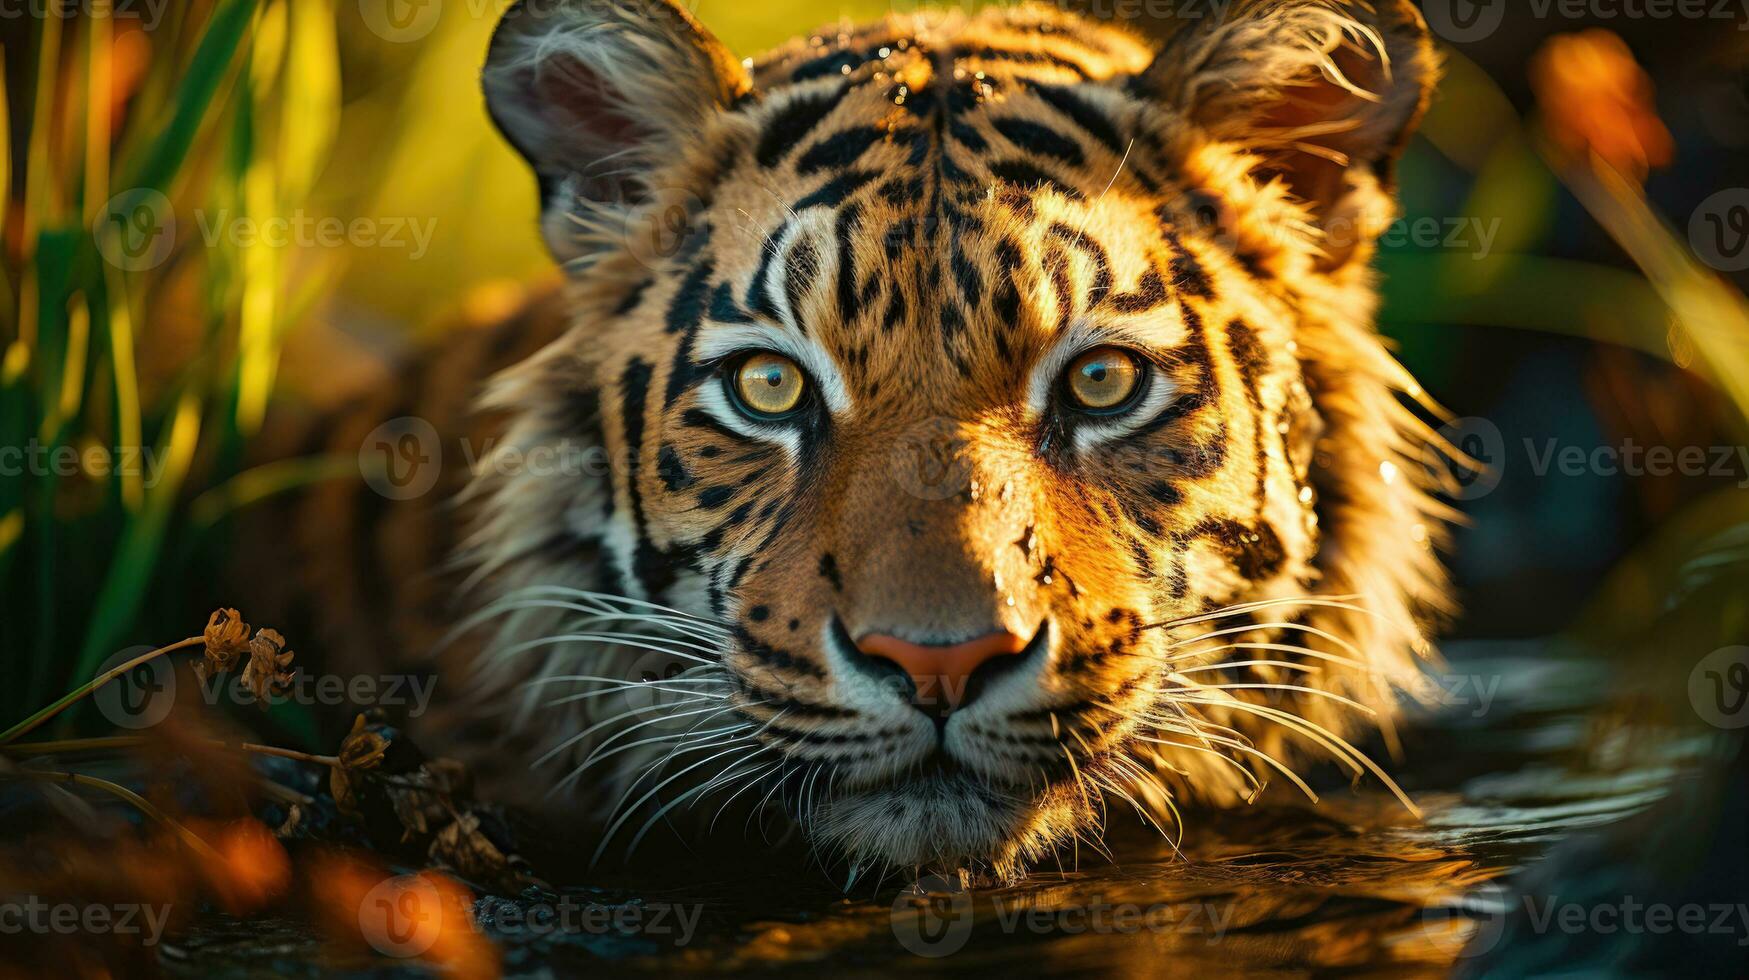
[547,642,1709,974]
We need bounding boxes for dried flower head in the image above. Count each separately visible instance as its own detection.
[197,609,252,683]
[1531,30,1673,183]
[429,812,545,894]
[332,715,390,817]
[240,628,296,706]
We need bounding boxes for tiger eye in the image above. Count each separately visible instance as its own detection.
[1064,347,1143,412]
[732,352,807,418]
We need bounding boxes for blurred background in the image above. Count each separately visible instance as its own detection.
[0,0,1747,971]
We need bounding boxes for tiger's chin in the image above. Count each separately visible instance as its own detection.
[812,766,1087,884]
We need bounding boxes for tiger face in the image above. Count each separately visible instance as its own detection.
[470,0,1448,880]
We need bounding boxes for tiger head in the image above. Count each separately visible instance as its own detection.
[468,0,1448,880]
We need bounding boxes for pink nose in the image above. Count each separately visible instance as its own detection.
[856,631,1028,709]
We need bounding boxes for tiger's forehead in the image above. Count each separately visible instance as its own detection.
[669,9,1209,402]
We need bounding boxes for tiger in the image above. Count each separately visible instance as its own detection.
[260,0,1451,884]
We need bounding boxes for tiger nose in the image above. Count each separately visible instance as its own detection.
[855,630,1029,715]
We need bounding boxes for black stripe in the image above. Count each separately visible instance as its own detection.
[1225,318,1271,510]
[1044,245,1075,330]
[1047,222,1112,301]
[795,169,879,210]
[797,126,885,175]
[993,118,1083,166]
[993,237,1024,328]
[745,222,791,321]
[619,359,676,597]
[1176,519,1286,582]
[756,84,848,167]
[680,407,750,443]
[1108,267,1167,314]
[708,281,754,325]
[1028,82,1125,155]
[782,236,818,330]
[955,45,1091,78]
[658,446,695,492]
[949,121,988,152]
[665,258,715,334]
[732,625,827,679]
[790,47,876,82]
[835,206,862,323]
[951,243,983,310]
[881,286,907,333]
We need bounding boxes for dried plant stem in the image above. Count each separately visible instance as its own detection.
[0,734,339,768]
[0,636,202,745]
[11,769,221,862]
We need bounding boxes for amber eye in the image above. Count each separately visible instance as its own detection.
[729,352,808,419]
[1062,347,1144,413]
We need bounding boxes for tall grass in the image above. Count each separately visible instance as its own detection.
[0,1,338,736]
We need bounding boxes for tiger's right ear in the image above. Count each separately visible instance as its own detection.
[482,0,751,260]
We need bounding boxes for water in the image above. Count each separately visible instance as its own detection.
[166,640,1731,976]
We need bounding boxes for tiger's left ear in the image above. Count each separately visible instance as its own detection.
[1140,0,1437,268]
[482,0,752,263]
